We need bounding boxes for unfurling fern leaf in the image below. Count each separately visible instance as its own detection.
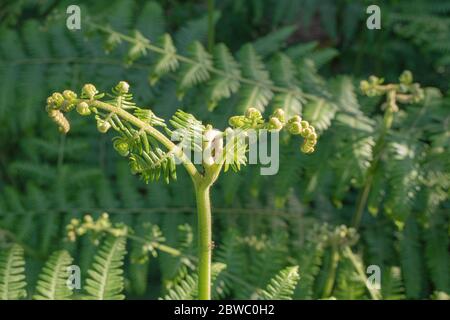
[84,236,127,300]
[260,266,300,300]
[0,244,27,300]
[237,44,274,112]
[33,250,74,300]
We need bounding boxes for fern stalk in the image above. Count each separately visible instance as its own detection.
[321,243,340,298]
[195,184,213,299]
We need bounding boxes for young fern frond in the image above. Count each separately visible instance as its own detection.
[33,250,74,300]
[0,244,27,300]
[260,266,300,300]
[45,76,316,300]
[84,236,127,300]
[167,109,205,153]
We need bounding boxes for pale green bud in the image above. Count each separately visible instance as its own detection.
[245,107,262,120]
[301,127,312,138]
[63,90,77,101]
[113,138,130,157]
[115,81,130,94]
[288,115,302,124]
[288,121,302,135]
[229,115,246,128]
[51,92,65,107]
[76,102,91,116]
[399,70,413,85]
[82,83,98,99]
[268,117,283,131]
[97,119,111,133]
[272,108,285,123]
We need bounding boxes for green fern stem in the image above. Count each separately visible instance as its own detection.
[195,162,222,300]
[322,243,340,298]
[73,98,221,299]
[351,108,394,228]
[195,184,213,300]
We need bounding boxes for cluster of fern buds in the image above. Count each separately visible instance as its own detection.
[360,71,424,113]
[286,115,317,154]
[45,90,78,133]
[45,83,106,134]
[228,107,317,154]
[66,213,128,244]
[325,225,359,248]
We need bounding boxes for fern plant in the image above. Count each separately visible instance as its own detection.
[33,250,74,300]
[44,80,317,299]
[0,244,27,300]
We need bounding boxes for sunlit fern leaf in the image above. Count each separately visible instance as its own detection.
[270,53,303,117]
[133,108,166,127]
[177,41,212,97]
[126,31,150,64]
[129,149,176,184]
[384,140,422,224]
[84,236,127,300]
[237,44,274,112]
[207,43,241,110]
[169,109,205,152]
[223,130,248,173]
[297,58,331,100]
[33,250,74,300]
[149,34,179,85]
[302,98,337,132]
[161,262,226,300]
[0,244,27,300]
[260,266,300,300]
[329,76,360,113]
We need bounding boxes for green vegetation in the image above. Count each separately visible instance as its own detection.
[0,0,448,300]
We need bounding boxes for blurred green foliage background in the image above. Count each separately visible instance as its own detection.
[0,0,449,299]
